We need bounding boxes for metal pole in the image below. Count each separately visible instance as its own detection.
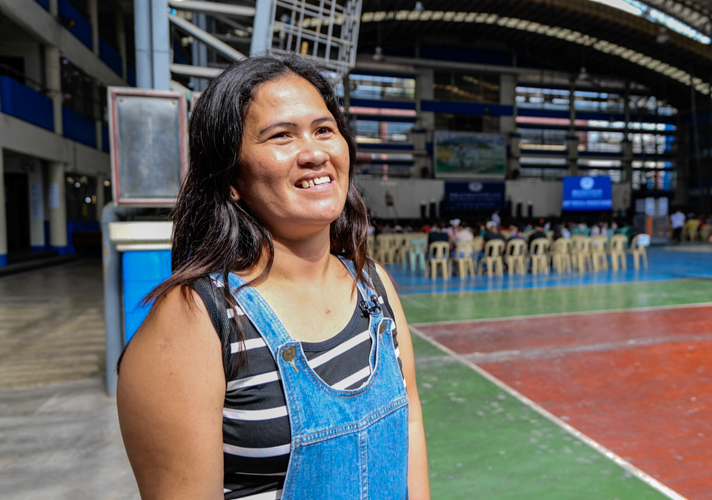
[251,0,273,56]
[134,0,153,88]
[151,0,171,90]
[689,77,705,216]
[102,203,148,395]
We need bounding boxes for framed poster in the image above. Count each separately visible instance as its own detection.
[434,131,506,178]
[108,87,188,206]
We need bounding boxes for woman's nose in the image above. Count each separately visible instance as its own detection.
[297,137,328,167]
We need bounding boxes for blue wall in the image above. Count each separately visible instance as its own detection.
[66,220,100,255]
[127,66,136,87]
[58,0,93,50]
[102,126,110,153]
[122,251,172,343]
[99,37,123,76]
[62,107,97,147]
[0,77,54,131]
[35,0,50,10]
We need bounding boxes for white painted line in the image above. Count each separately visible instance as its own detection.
[410,325,689,500]
[398,275,707,298]
[411,301,712,327]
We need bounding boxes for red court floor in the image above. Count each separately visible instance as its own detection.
[419,305,712,500]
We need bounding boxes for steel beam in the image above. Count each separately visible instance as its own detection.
[169,12,247,61]
[170,63,224,78]
[167,0,255,18]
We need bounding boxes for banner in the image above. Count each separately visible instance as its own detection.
[562,176,612,211]
[444,181,506,212]
[434,131,506,178]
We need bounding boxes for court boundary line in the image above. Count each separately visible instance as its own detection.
[409,325,689,500]
[397,275,712,298]
[411,300,712,327]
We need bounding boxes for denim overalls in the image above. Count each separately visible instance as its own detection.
[226,259,409,499]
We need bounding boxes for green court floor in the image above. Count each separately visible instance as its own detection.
[406,279,712,499]
[403,279,712,324]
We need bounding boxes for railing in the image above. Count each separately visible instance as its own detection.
[0,76,54,131]
[62,107,97,147]
[99,37,123,77]
[58,0,93,50]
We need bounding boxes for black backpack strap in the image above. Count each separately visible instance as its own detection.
[192,275,240,380]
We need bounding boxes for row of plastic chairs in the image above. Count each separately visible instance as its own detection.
[367,233,430,270]
[683,221,712,242]
[367,232,649,280]
[427,234,648,279]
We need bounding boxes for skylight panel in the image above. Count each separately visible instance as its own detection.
[588,0,711,44]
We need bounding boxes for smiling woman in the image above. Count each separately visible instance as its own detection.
[115,55,429,500]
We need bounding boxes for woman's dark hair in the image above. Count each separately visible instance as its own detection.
[143,55,369,361]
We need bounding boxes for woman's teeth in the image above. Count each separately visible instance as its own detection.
[300,176,331,189]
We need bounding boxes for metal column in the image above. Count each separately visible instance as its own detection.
[134,0,153,88]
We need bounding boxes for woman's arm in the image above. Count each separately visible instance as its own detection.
[117,287,225,500]
[375,265,431,500]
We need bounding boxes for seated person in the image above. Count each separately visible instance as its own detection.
[527,223,548,251]
[453,224,474,245]
[428,227,450,246]
[484,221,505,243]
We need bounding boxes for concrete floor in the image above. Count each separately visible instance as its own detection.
[2,248,710,499]
[0,260,139,499]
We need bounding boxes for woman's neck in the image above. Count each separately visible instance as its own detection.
[245,227,338,288]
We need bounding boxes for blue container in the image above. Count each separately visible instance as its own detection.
[122,250,172,343]
[62,106,97,148]
[0,76,54,131]
[58,0,93,50]
[35,0,50,10]
[99,36,123,76]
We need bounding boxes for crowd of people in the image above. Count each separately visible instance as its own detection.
[371,211,637,254]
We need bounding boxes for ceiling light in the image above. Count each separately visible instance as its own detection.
[656,26,670,44]
[373,46,384,61]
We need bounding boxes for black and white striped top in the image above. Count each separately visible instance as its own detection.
[193,271,401,500]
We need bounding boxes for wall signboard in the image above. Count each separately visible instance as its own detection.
[562,176,612,211]
[444,181,506,213]
[434,131,506,178]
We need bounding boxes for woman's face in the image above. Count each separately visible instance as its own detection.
[236,74,350,241]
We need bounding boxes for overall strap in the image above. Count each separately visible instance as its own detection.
[338,257,385,317]
[224,273,293,361]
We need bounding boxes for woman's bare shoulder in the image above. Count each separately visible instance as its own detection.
[117,285,226,498]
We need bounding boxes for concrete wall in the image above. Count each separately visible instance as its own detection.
[0,0,125,87]
[357,177,444,219]
[505,179,563,218]
[0,41,43,85]
[358,177,568,219]
[0,113,110,176]
[3,154,45,248]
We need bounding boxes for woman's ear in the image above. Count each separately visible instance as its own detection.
[229,186,240,201]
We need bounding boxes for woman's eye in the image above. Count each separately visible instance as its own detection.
[271,132,288,139]
[317,127,332,135]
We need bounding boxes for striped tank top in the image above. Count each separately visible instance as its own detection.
[193,269,401,500]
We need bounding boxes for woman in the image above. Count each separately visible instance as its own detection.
[117,55,429,500]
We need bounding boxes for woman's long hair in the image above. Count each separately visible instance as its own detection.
[143,55,369,363]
